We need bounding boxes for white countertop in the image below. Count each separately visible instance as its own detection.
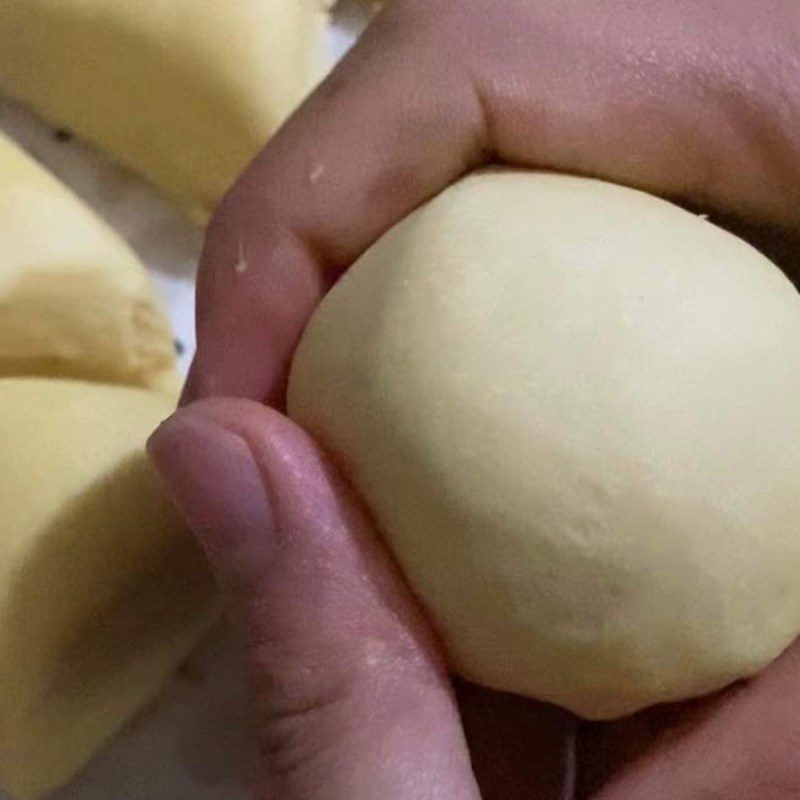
[0,5,365,797]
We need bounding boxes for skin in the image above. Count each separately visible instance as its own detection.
[149,1,800,797]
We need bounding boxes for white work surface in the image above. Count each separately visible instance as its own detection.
[0,5,366,798]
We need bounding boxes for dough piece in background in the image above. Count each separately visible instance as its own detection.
[0,379,219,800]
[289,170,800,720]
[0,132,178,390]
[0,0,328,218]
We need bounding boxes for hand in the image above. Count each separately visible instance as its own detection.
[149,400,800,799]
[183,0,800,404]
[149,400,576,799]
[159,1,800,796]
[579,641,800,799]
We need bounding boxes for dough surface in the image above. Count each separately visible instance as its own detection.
[0,379,218,799]
[0,0,327,216]
[289,170,800,719]
[0,132,176,389]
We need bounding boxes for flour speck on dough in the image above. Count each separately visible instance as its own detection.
[234,238,249,274]
[309,163,326,184]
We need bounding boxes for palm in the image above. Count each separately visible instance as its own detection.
[172,0,800,796]
[454,637,800,799]
[579,639,800,799]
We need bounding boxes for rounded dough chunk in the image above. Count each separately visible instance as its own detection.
[0,133,177,389]
[0,379,218,799]
[288,170,800,720]
[0,0,327,216]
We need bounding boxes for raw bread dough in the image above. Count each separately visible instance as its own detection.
[0,0,327,217]
[0,132,177,389]
[0,378,218,800]
[288,170,800,720]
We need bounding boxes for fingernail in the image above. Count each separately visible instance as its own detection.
[147,408,275,579]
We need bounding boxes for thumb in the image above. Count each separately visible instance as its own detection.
[148,398,481,800]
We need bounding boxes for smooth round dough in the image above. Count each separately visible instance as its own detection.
[288,170,800,720]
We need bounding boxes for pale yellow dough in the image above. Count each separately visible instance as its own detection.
[0,132,177,389]
[289,171,800,720]
[0,0,328,217]
[0,379,218,799]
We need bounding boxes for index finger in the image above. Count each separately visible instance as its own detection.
[183,4,488,404]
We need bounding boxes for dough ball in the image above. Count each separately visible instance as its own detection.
[0,0,327,216]
[0,379,218,799]
[288,170,800,720]
[0,133,177,390]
